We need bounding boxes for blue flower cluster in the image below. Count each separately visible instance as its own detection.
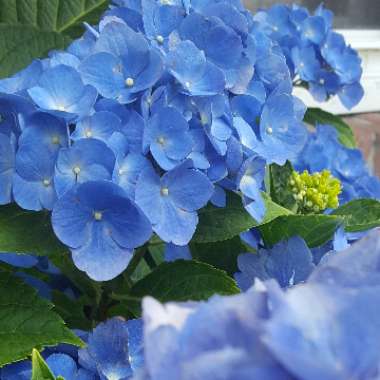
[295,124,380,204]
[253,4,364,109]
[1,317,144,380]
[4,231,380,380]
[0,0,312,280]
[137,230,380,380]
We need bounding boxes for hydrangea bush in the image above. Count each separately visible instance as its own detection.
[0,1,380,379]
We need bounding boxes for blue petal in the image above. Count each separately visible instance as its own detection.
[80,52,125,100]
[163,163,214,212]
[71,221,134,281]
[164,243,192,262]
[28,65,97,119]
[45,354,77,380]
[54,138,115,197]
[113,153,152,199]
[80,318,134,380]
[0,134,15,205]
[0,253,38,268]
[72,111,122,143]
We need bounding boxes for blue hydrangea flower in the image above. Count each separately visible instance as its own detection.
[78,317,144,380]
[166,40,225,96]
[54,138,115,197]
[19,111,68,153]
[291,46,320,82]
[178,11,249,90]
[0,134,16,205]
[235,237,315,290]
[52,181,152,280]
[257,93,307,165]
[135,161,214,245]
[71,111,122,144]
[80,21,163,104]
[254,4,364,109]
[142,0,185,48]
[13,144,57,211]
[143,106,193,170]
[27,65,97,120]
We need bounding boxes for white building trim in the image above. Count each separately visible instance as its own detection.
[294,29,380,114]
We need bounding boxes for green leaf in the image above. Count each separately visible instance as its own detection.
[50,251,102,305]
[332,198,380,232]
[304,107,356,148]
[0,25,71,78]
[190,236,247,275]
[0,271,83,367]
[114,261,240,315]
[31,349,55,380]
[268,161,298,211]
[52,291,92,330]
[260,214,343,248]
[193,192,291,243]
[130,260,240,301]
[0,204,65,256]
[0,0,110,78]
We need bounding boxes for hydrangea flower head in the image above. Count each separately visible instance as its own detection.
[254,4,364,109]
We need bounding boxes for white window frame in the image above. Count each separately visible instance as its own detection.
[293,29,380,115]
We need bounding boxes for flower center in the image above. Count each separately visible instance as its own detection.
[266,127,273,135]
[94,211,103,221]
[57,105,66,112]
[125,77,134,87]
[160,187,169,196]
[85,129,93,138]
[156,35,164,44]
[157,136,166,145]
[73,166,81,175]
[51,136,60,145]
[42,179,51,187]
[185,81,191,89]
[200,113,208,126]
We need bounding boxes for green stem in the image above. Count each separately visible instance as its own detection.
[124,245,148,279]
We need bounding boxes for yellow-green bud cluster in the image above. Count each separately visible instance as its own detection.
[289,170,342,214]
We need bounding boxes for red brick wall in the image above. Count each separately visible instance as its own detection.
[343,114,380,177]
